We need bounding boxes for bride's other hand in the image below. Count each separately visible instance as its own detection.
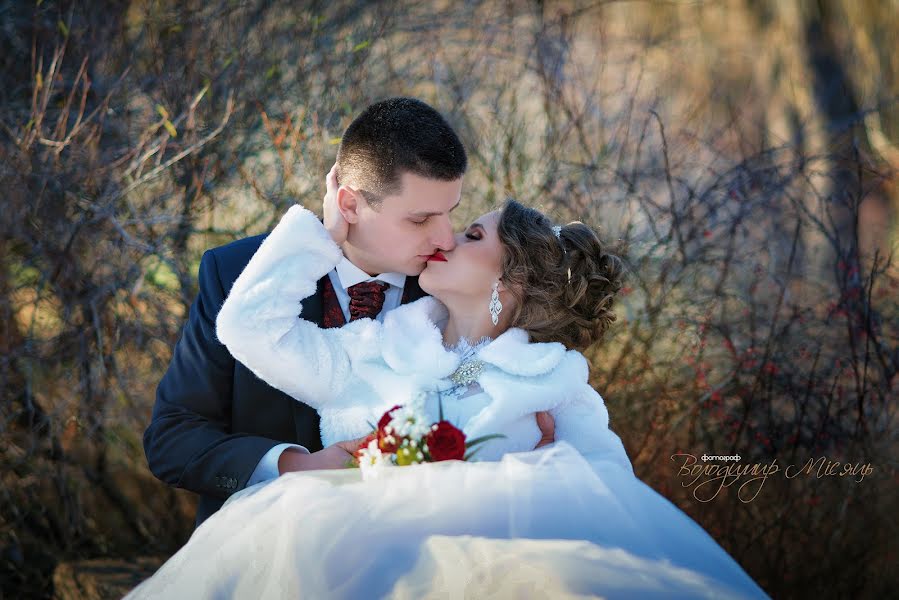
[534,411,555,449]
[322,162,348,246]
[278,435,368,473]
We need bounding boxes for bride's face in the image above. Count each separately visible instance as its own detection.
[418,210,505,304]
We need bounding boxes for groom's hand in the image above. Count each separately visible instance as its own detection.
[278,436,368,473]
[322,163,349,246]
[534,411,555,449]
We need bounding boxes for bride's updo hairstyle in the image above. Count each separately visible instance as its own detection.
[496,199,626,351]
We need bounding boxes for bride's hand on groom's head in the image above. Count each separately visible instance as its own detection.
[534,411,555,449]
[322,162,349,246]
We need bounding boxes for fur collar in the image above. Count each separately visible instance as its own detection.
[380,297,567,379]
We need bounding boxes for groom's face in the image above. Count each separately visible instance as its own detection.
[346,171,463,276]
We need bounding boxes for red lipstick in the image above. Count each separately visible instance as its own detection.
[427,252,447,262]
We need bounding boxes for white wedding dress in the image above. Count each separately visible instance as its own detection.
[127,441,770,599]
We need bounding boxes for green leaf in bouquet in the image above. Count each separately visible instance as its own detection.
[464,433,506,449]
[463,446,486,462]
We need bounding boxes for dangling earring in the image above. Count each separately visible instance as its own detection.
[489,281,503,326]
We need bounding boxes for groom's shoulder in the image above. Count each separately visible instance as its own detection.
[207,233,268,263]
[202,233,269,287]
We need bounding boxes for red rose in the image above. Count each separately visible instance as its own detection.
[425,421,466,461]
[378,405,403,430]
[377,405,403,453]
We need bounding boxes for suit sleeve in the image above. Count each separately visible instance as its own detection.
[143,247,285,500]
[215,204,365,409]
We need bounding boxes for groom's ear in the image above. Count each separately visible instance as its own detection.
[336,187,362,224]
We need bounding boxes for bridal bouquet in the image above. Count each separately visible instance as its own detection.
[349,394,504,473]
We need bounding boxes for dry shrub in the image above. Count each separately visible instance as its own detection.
[1,1,896,598]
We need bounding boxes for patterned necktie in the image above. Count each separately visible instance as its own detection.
[347,281,390,321]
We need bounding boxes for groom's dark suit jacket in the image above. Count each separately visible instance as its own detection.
[143,233,427,528]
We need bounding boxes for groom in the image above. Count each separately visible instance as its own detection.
[144,98,555,528]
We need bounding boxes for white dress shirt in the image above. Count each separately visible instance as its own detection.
[245,257,406,487]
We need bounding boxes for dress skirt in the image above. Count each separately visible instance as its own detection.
[126,441,770,599]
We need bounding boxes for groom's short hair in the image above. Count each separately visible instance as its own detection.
[336,97,467,208]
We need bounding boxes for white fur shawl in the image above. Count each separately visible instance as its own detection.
[216,205,633,474]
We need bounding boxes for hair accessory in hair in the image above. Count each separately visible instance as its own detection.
[552,225,567,259]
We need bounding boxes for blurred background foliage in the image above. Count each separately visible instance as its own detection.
[1,0,897,598]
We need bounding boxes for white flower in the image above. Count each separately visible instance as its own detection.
[358,439,391,478]
[386,395,432,440]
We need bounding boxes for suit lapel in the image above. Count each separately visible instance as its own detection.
[401,275,428,304]
[292,275,326,445]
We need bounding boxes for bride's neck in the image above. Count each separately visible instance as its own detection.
[441,305,507,348]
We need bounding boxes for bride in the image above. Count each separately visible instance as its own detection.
[127,170,770,599]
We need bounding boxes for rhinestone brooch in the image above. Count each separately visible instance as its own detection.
[449,359,485,386]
